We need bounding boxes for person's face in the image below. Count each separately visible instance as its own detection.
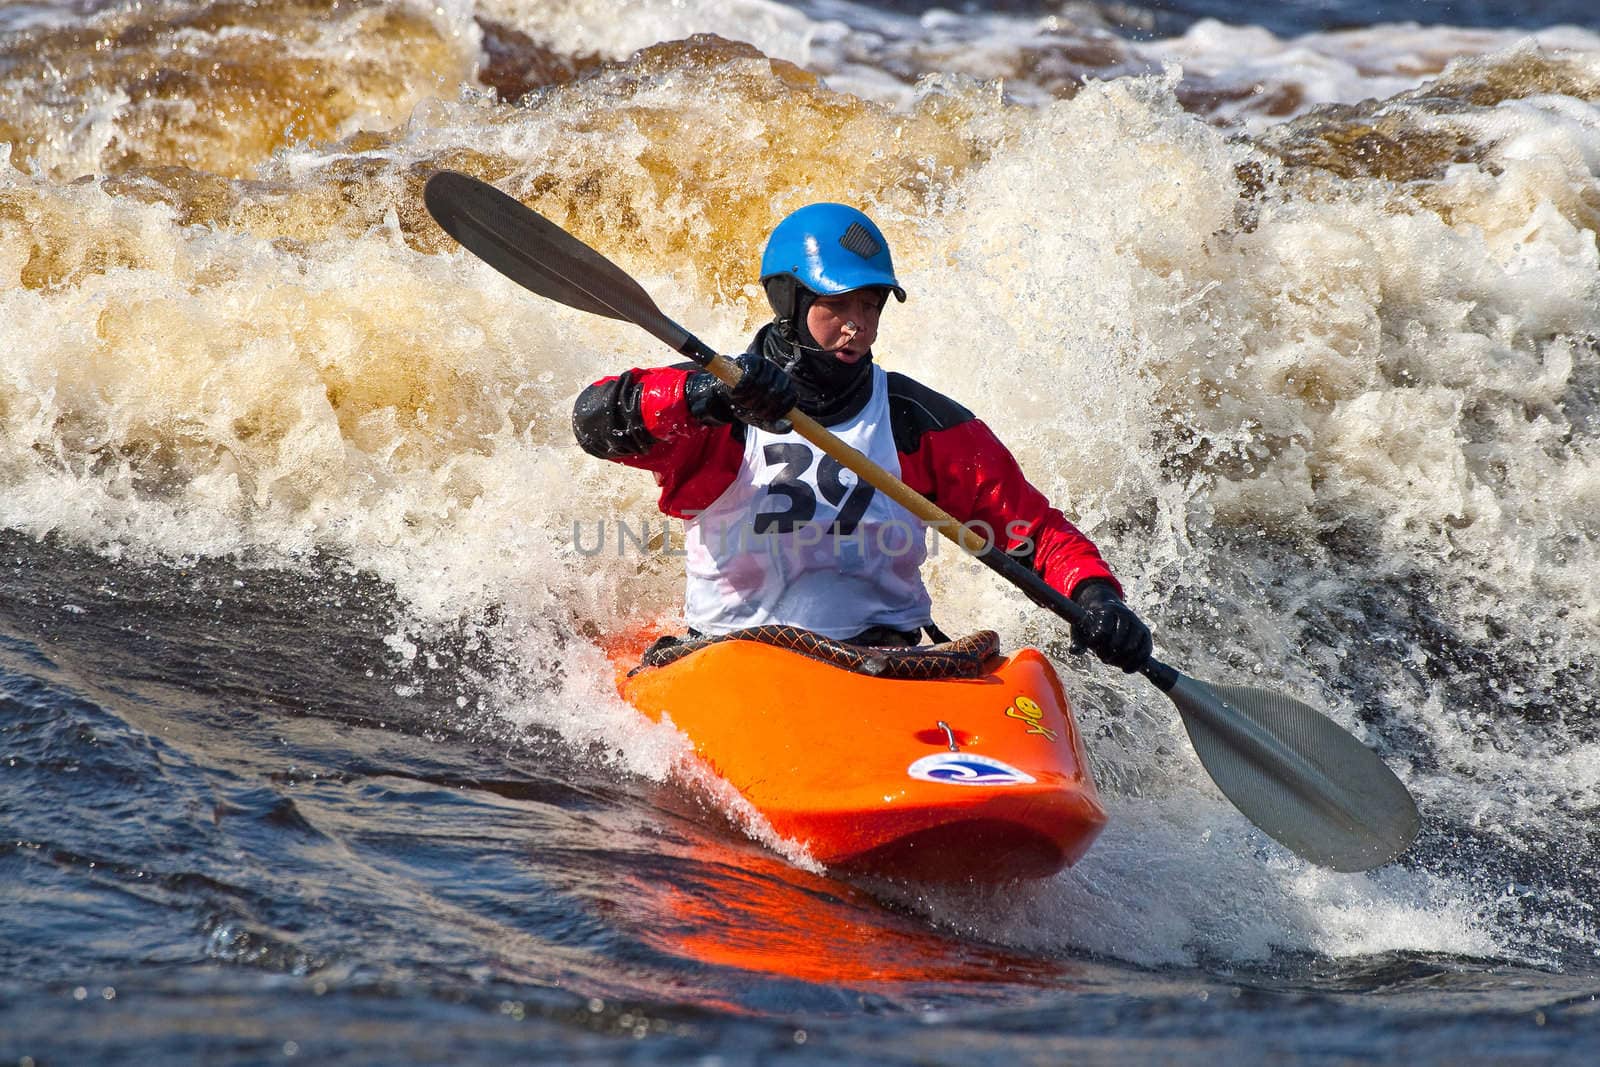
[804,289,886,364]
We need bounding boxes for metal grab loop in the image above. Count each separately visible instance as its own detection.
[936,720,960,752]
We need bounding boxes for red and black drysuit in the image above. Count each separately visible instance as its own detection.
[572,332,1123,629]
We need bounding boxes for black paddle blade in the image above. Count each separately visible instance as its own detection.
[422,170,695,352]
[1166,675,1420,872]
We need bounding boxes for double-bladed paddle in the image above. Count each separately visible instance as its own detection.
[422,169,1421,872]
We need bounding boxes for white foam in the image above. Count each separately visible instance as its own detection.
[473,0,826,68]
[886,795,1496,968]
[470,0,1600,127]
[0,1,121,34]
[872,69,1597,963]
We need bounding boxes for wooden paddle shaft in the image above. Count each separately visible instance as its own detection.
[696,351,1166,685]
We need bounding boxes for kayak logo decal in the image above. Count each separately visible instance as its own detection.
[1004,695,1058,742]
[907,753,1036,787]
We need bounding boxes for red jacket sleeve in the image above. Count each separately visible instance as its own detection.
[573,366,744,518]
[898,418,1120,598]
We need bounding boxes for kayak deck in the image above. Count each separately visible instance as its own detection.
[611,630,1107,882]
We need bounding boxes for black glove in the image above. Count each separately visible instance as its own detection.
[1069,580,1153,672]
[684,353,798,433]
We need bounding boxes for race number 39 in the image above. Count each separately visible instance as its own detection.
[754,443,876,534]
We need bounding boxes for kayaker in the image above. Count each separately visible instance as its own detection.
[572,203,1152,671]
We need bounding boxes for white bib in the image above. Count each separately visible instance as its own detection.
[683,365,932,639]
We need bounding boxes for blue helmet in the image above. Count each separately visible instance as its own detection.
[759,203,906,323]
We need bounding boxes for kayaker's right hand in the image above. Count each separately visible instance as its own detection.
[685,352,798,433]
[1069,580,1153,672]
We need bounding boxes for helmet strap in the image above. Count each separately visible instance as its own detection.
[761,319,874,413]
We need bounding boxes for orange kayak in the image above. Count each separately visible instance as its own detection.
[610,627,1107,882]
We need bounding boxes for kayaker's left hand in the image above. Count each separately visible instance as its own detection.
[1069,580,1152,672]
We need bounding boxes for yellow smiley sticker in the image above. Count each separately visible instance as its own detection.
[1004,695,1057,742]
